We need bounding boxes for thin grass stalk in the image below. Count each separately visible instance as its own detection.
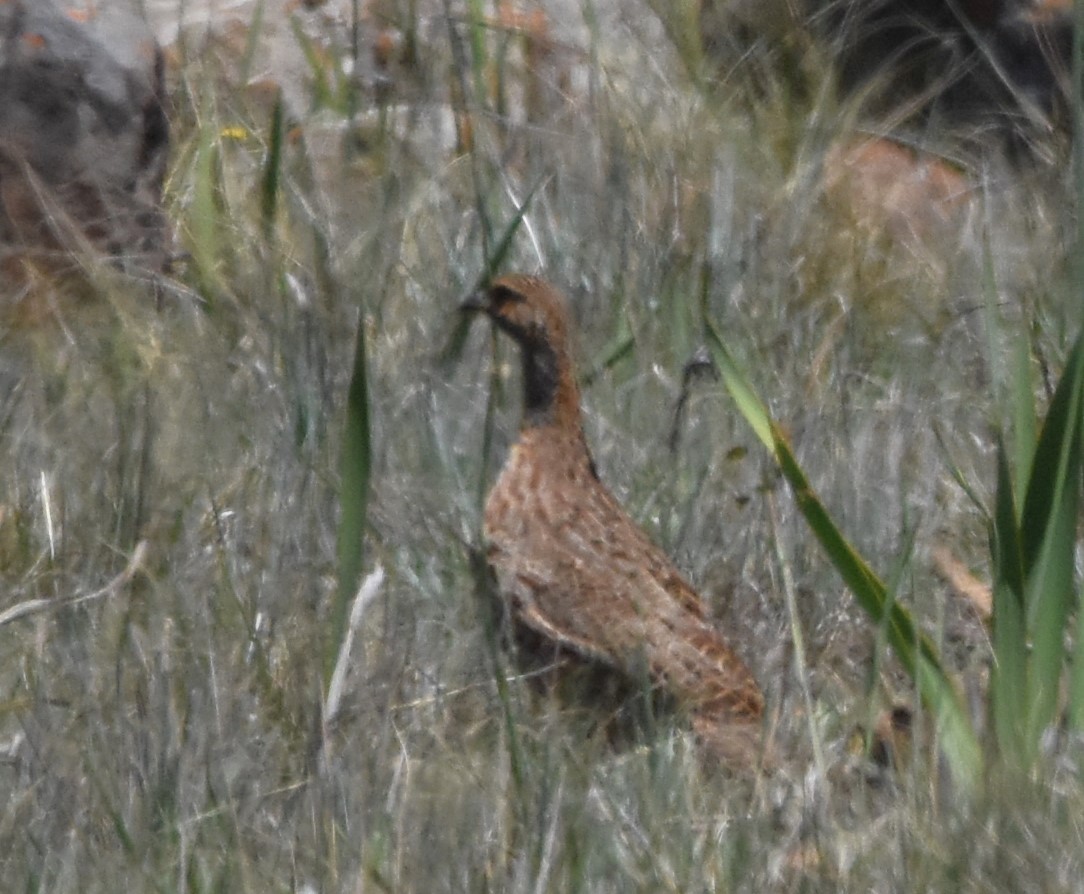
[478,179,547,290]
[580,324,634,389]
[464,0,489,108]
[767,493,825,778]
[351,0,361,68]
[467,544,528,801]
[291,18,332,110]
[479,326,503,507]
[934,423,989,517]
[866,527,916,746]
[443,0,492,261]
[239,0,267,86]
[324,567,385,729]
[978,226,1026,493]
[440,182,544,367]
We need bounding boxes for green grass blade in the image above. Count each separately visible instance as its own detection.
[704,321,773,449]
[1074,0,1084,269]
[1070,531,1084,729]
[990,577,1028,762]
[477,327,503,507]
[476,176,548,290]
[1064,0,1084,734]
[290,16,332,110]
[1023,457,1079,750]
[706,318,981,789]
[465,0,489,104]
[581,329,635,388]
[466,546,528,796]
[1020,335,1084,569]
[330,311,373,685]
[1009,324,1038,488]
[989,441,1028,763]
[991,438,1026,599]
[190,118,222,302]
[985,327,1084,764]
[981,226,1038,498]
[1019,335,1084,748]
[260,94,285,241]
[934,423,991,520]
[239,0,267,86]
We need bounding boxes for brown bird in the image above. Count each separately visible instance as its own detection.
[463,273,765,769]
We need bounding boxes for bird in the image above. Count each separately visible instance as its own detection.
[462,273,766,769]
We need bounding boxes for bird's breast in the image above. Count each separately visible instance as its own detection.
[483,437,594,548]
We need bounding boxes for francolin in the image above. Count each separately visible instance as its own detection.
[463,274,765,769]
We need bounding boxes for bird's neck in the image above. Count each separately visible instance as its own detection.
[520,341,584,434]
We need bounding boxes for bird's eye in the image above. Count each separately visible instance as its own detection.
[489,284,525,307]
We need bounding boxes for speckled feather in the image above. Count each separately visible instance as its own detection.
[470,274,765,768]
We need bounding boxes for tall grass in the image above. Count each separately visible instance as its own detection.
[1,1,1083,890]
[690,4,1084,790]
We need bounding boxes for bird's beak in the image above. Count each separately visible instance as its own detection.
[459,290,489,315]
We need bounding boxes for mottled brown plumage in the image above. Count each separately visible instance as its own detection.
[464,274,765,768]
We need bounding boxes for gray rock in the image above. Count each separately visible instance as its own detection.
[0,0,169,282]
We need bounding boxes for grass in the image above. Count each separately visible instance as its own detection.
[1,1,1084,890]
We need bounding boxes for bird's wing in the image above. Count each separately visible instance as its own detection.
[579,483,713,619]
[484,447,763,726]
[489,549,622,668]
[613,563,764,720]
[558,490,764,721]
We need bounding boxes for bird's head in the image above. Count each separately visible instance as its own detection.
[461,274,582,429]
[461,274,572,355]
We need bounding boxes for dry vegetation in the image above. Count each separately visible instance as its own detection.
[2,0,1084,890]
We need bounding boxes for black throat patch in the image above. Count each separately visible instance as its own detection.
[521,342,560,427]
